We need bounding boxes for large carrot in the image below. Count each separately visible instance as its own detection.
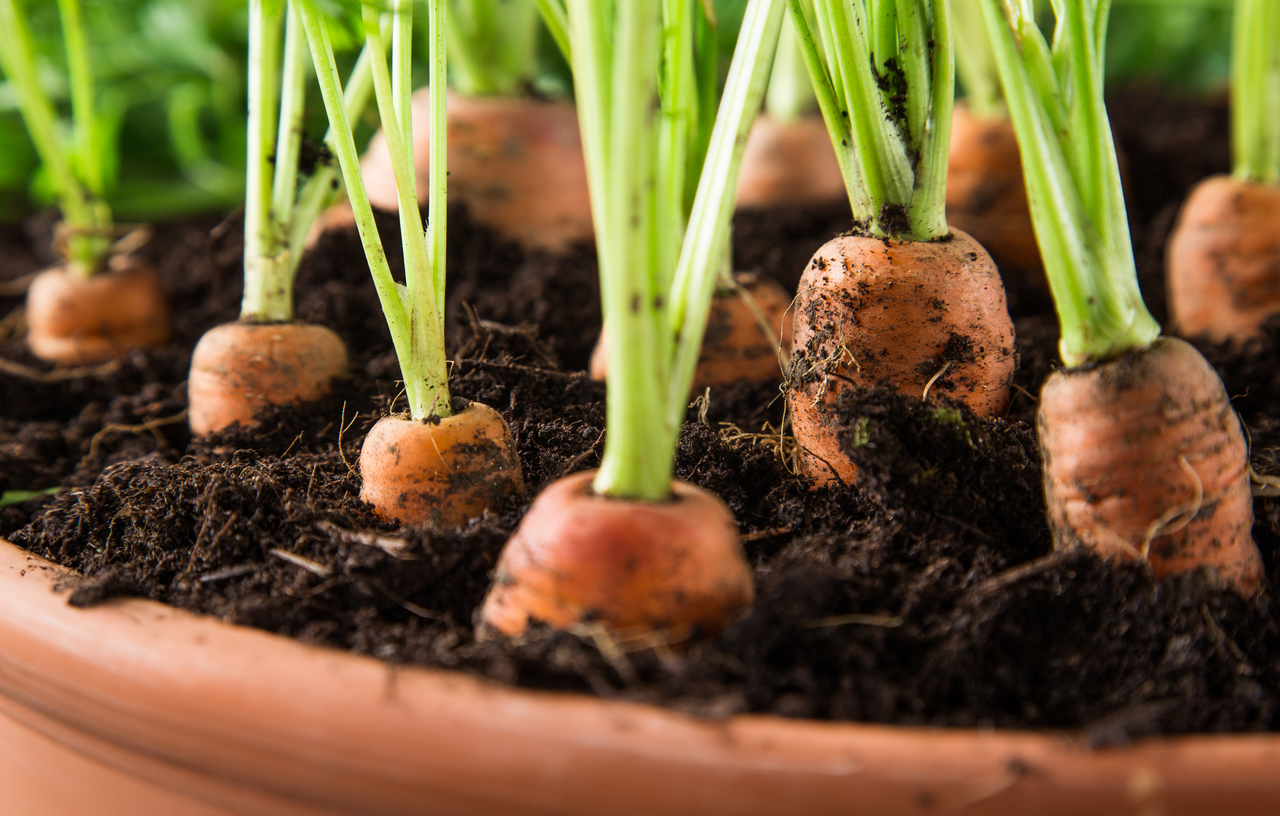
[783,0,1016,488]
[0,0,170,365]
[188,1,365,435]
[981,0,1263,594]
[300,0,522,527]
[481,0,785,638]
[1166,0,1280,344]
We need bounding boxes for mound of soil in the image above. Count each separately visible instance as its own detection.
[3,88,1280,738]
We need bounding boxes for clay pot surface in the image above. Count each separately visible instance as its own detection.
[4,538,1280,815]
[1166,175,1280,343]
[25,256,171,365]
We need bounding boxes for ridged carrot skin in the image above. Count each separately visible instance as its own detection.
[480,470,753,640]
[945,105,1041,273]
[590,274,794,390]
[787,229,1016,486]
[26,257,170,365]
[736,114,845,209]
[1166,175,1280,343]
[187,321,349,435]
[1038,337,1263,596]
[358,402,523,528]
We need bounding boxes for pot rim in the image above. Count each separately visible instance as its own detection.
[3,537,1279,816]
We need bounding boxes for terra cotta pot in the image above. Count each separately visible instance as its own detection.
[3,538,1280,816]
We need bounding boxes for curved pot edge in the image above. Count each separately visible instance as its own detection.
[3,538,1279,816]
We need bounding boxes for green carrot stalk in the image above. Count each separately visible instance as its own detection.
[951,0,1002,119]
[764,11,818,123]
[542,0,785,501]
[0,0,111,277]
[300,0,451,421]
[242,0,379,324]
[445,0,539,96]
[980,0,1159,366]
[1231,0,1280,185]
[785,0,952,240]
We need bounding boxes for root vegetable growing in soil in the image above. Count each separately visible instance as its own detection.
[1166,0,1280,344]
[982,0,1264,594]
[301,0,522,527]
[0,0,170,364]
[783,0,1016,487]
[482,0,787,641]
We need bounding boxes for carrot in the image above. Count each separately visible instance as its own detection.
[25,255,171,365]
[1167,0,1280,343]
[736,113,845,209]
[589,273,794,390]
[1039,337,1263,594]
[787,230,1015,486]
[945,104,1040,273]
[981,0,1265,593]
[358,401,523,527]
[480,470,752,638]
[330,90,593,254]
[187,322,348,435]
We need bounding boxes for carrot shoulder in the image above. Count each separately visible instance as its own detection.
[187,321,349,435]
[25,256,170,365]
[479,470,752,640]
[358,401,523,528]
[1039,337,1263,595]
[1166,175,1280,343]
[787,229,1016,486]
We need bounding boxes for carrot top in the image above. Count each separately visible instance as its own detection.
[980,0,1159,368]
[446,0,540,97]
[952,0,1001,119]
[240,0,377,324]
[540,0,784,501]
[0,0,111,277]
[1232,0,1280,185]
[786,0,953,241]
[301,0,452,422]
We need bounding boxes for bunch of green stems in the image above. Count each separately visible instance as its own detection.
[0,0,112,276]
[1232,0,1280,185]
[535,0,785,501]
[446,0,539,96]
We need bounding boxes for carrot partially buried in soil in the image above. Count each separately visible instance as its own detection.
[26,254,170,365]
[187,322,348,436]
[981,0,1264,593]
[782,0,1015,487]
[1166,0,1280,344]
[1039,338,1262,594]
[480,470,751,639]
[359,401,523,527]
[590,273,795,391]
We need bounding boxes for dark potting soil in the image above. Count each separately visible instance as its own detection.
[5,88,1280,738]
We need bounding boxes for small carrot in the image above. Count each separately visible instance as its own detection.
[782,0,1016,487]
[945,104,1040,274]
[590,273,794,390]
[480,470,751,638]
[25,256,171,365]
[187,322,348,436]
[359,401,523,527]
[981,0,1264,593]
[1166,0,1280,344]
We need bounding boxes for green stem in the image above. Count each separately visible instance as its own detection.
[243,0,284,319]
[0,0,107,277]
[1232,0,1280,184]
[444,0,538,96]
[533,0,572,64]
[951,0,1002,118]
[980,0,1158,366]
[764,11,816,123]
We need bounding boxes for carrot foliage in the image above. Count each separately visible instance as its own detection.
[980,0,1159,367]
[537,0,784,501]
[785,0,953,241]
[1232,0,1280,184]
